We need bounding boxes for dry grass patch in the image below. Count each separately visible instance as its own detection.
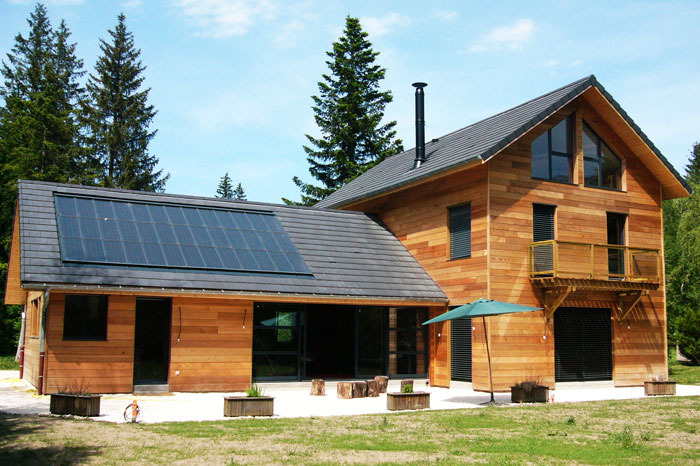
[2,397,700,465]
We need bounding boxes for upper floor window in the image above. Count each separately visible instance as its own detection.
[531,115,573,183]
[583,122,622,190]
[63,295,108,341]
[448,203,471,260]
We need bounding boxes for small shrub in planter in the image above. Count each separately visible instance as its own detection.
[49,380,101,417]
[511,380,549,403]
[644,376,677,396]
[224,384,274,417]
[387,381,430,411]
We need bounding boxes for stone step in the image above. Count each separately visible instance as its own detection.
[133,384,169,394]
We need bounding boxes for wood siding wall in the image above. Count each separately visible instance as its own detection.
[44,293,136,394]
[4,206,24,305]
[169,297,252,392]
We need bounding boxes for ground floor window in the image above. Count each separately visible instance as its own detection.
[252,304,429,381]
[63,294,108,341]
[554,307,612,382]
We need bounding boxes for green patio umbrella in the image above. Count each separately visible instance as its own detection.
[423,298,542,403]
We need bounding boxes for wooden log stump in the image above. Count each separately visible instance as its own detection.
[366,380,379,397]
[352,381,367,398]
[374,376,388,393]
[400,379,414,392]
[337,382,353,399]
[310,379,325,396]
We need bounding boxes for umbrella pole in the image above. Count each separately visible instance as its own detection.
[482,315,495,403]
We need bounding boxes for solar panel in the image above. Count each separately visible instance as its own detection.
[54,195,313,276]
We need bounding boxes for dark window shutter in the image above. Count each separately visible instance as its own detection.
[532,204,555,274]
[449,204,471,259]
[533,204,555,242]
[451,317,472,381]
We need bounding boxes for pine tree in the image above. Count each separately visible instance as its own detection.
[82,13,168,192]
[284,16,402,205]
[216,172,234,199]
[232,182,247,201]
[686,142,700,186]
[0,4,86,354]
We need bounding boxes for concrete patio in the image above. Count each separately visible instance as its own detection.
[2,370,699,424]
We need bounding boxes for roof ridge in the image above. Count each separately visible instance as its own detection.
[18,179,368,216]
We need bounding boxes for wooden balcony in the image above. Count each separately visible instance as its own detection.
[529,240,660,322]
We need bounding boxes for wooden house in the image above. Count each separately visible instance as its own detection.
[316,75,691,391]
[5,75,691,394]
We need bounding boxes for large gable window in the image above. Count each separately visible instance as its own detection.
[531,115,573,183]
[63,295,108,341]
[583,122,622,190]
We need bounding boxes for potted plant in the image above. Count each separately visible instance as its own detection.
[644,375,677,396]
[224,384,274,417]
[511,379,549,403]
[50,380,101,417]
[386,381,430,411]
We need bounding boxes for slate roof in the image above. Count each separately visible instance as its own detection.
[16,180,447,302]
[316,75,691,208]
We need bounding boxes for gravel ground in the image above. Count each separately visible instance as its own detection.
[2,370,699,424]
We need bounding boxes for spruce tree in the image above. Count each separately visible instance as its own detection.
[686,142,700,186]
[232,182,247,201]
[0,4,85,353]
[284,16,402,205]
[216,172,234,199]
[82,13,168,192]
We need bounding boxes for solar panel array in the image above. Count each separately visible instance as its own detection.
[54,195,313,276]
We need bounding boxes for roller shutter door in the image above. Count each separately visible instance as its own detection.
[450,318,472,382]
[555,308,612,381]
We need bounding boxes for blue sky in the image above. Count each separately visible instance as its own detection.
[2,0,699,202]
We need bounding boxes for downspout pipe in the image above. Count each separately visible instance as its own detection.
[15,307,26,379]
[37,288,50,396]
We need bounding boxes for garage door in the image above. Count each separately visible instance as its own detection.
[554,308,612,382]
[451,318,472,382]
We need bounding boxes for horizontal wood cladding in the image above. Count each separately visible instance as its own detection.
[350,164,489,306]
[484,97,666,390]
[44,293,136,394]
[428,307,450,387]
[4,206,24,305]
[169,297,252,392]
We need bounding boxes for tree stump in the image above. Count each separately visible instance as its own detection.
[337,382,353,399]
[310,379,325,396]
[401,379,414,391]
[374,376,389,393]
[366,380,379,397]
[352,381,367,398]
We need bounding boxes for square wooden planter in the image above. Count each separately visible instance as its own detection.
[50,394,101,417]
[511,386,549,403]
[644,381,677,396]
[386,392,430,411]
[223,396,274,417]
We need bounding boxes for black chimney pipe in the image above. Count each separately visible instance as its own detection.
[412,82,427,169]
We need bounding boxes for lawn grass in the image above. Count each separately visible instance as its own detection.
[0,355,19,370]
[669,353,700,385]
[2,396,700,465]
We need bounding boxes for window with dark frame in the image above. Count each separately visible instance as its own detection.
[531,115,573,183]
[583,122,622,190]
[449,203,471,260]
[63,295,108,341]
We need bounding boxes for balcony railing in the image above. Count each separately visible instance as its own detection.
[529,240,660,283]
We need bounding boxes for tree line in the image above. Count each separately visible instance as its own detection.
[0,4,167,353]
[664,142,700,364]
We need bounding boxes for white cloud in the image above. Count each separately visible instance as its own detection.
[569,59,583,68]
[469,18,535,53]
[172,0,278,38]
[360,13,410,37]
[546,59,559,68]
[435,10,458,22]
[121,0,143,8]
